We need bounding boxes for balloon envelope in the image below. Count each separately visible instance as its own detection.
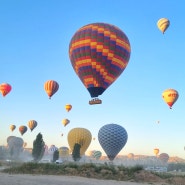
[69,23,131,100]
[68,128,92,155]
[154,148,159,156]
[65,104,72,112]
[19,126,27,135]
[157,18,170,34]
[98,123,128,161]
[28,120,37,131]
[158,153,169,163]
[62,119,70,127]
[162,89,179,109]
[0,83,12,97]
[10,124,16,132]
[44,80,59,99]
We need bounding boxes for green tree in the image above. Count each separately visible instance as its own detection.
[72,143,81,161]
[32,133,45,162]
[53,150,59,162]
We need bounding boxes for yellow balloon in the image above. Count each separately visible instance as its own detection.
[162,89,179,109]
[65,104,72,112]
[153,148,159,156]
[67,128,92,155]
[157,18,170,34]
[62,119,70,127]
[10,124,16,132]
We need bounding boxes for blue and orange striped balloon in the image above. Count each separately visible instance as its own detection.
[69,23,131,98]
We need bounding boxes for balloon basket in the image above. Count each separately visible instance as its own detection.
[89,98,102,105]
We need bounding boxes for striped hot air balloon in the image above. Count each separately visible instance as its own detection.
[28,120,37,131]
[157,18,170,34]
[69,23,131,104]
[44,80,59,99]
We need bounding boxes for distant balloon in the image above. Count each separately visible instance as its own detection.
[88,150,96,157]
[98,123,128,161]
[59,146,70,158]
[69,23,131,104]
[19,126,27,135]
[10,124,16,132]
[158,153,169,163]
[65,104,72,112]
[28,120,37,131]
[48,145,58,155]
[0,83,12,97]
[68,128,92,155]
[93,150,102,160]
[7,136,24,159]
[127,153,134,159]
[44,80,59,99]
[62,119,70,127]
[157,18,170,34]
[154,148,159,156]
[162,89,179,109]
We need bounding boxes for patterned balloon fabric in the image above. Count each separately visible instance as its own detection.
[98,123,128,161]
[69,23,131,102]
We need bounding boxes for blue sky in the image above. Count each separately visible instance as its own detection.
[0,0,185,158]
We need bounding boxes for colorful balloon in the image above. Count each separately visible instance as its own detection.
[44,80,59,99]
[19,125,27,136]
[157,18,170,34]
[68,128,92,155]
[93,150,102,160]
[62,119,70,127]
[154,148,159,156]
[65,104,72,112]
[10,124,16,132]
[0,83,12,97]
[98,123,128,161]
[69,23,131,104]
[28,120,37,131]
[162,89,179,109]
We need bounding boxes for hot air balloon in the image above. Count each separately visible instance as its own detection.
[98,123,128,161]
[10,124,16,132]
[127,153,134,159]
[48,145,58,155]
[157,18,170,34]
[28,120,37,131]
[44,80,59,99]
[158,153,169,163]
[62,119,70,127]
[65,104,72,112]
[0,83,12,97]
[162,89,179,109]
[68,128,92,156]
[59,146,70,158]
[69,23,131,105]
[19,126,27,136]
[93,150,102,160]
[7,136,24,159]
[154,148,159,156]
